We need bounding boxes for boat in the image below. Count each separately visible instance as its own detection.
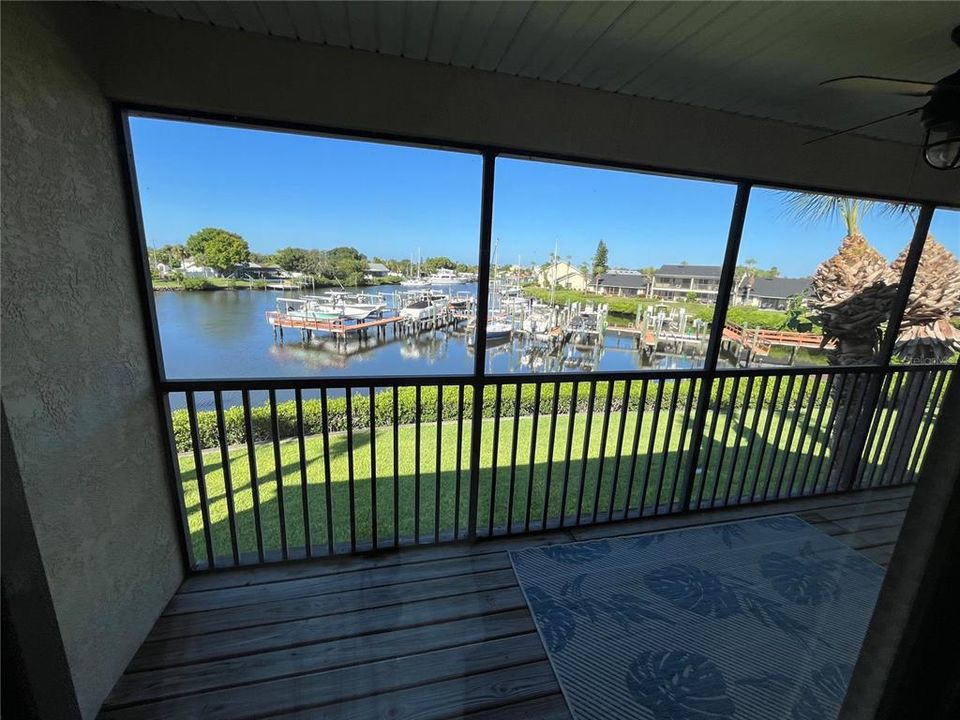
[301,293,386,321]
[399,291,447,321]
[400,249,431,287]
[427,268,461,285]
[448,291,474,311]
[486,320,513,341]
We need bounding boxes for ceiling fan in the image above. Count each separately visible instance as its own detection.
[811,24,960,170]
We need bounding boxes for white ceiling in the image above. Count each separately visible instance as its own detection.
[116,1,960,144]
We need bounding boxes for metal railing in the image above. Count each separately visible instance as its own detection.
[163,364,951,570]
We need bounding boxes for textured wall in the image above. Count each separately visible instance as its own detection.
[0,4,183,718]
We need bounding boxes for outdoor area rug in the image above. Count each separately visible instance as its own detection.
[510,515,885,720]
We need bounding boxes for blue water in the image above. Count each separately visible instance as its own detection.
[155,285,712,409]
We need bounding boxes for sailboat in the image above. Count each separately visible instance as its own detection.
[400,249,430,287]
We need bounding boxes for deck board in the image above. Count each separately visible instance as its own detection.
[101,486,912,719]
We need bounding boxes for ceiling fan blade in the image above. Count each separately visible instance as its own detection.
[820,75,936,97]
[803,107,923,146]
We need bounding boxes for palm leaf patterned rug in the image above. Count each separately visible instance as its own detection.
[510,515,885,720]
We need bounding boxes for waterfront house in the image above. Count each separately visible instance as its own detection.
[365,261,392,279]
[740,276,813,310]
[650,264,722,302]
[594,269,651,297]
[537,260,587,290]
[4,3,958,720]
[180,256,219,278]
[228,261,285,280]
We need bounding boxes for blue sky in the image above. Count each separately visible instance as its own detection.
[130,116,957,277]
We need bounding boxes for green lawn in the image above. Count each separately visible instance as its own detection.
[176,392,929,566]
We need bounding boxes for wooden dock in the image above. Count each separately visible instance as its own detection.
[266,309,466,348]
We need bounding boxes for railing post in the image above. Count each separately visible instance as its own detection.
[467,151,496,539]
[679,183,751,512]
[834,205,934,491]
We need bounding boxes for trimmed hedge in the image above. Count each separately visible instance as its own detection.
[172,376,836,452]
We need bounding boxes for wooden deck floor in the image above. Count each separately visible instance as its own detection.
[99,486,913,719]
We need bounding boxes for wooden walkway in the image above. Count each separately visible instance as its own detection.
[99,486,913,719]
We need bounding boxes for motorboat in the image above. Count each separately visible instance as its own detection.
[399,291,448,321]
[427,268,461,285]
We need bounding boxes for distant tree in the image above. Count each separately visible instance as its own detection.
[579,262,589,279]
[641,266,657,297]
[273,247,317,274]
[592,240,609,277]
[248,251,272,264]
[680,259,689,266]
[685,290,699,302]
[185,228,250,273]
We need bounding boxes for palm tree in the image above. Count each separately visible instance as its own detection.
[883,236,960,481]
[890,236,960,363]
[784,194,905,366]
[782,194,907,491]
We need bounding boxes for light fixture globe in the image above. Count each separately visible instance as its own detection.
[921,69,960,170]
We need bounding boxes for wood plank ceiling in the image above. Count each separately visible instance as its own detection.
[116,1,959,144]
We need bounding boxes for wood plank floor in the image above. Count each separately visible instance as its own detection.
[99,486,914,719]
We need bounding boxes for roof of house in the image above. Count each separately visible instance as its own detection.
[366,262,390,272]
[751,277,811,299]
[596,272,649,289]
[656,264,722,278]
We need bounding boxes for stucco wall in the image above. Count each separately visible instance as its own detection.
[54,3,958,206]
[0,4,183,717]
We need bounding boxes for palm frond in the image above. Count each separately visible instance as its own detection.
[779,192,917,235]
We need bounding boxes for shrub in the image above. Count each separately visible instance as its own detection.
[169,375,832,453]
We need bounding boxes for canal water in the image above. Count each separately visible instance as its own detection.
[156,286,716,409]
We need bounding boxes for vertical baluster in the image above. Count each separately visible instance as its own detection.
[392,386,400,548]
[506,383,522,534]
[186,391,215,568]
[319,388,334,555]
[820,373,863,493]
[885,370,935,486]
[860,372,901,489]
[749,374,783,502]
[370,387,379,550]
[622,379,649,520]
[607,379,632,522]
[268,390,288,560]
[591,381,616,524]
[694,378,725,510]
[724,375,754,506]
[574,381,597,525]
[810,373,845,496]
[524,382,542,533]
[710,376,739,508]
[454,384,465,539]
[214,391,240,566]
[242,389,265,563]
[786,374,822,499]
[541,382,561,529]
[488,383,503,536]
[762,375,796,502]
[773,374,808,499]
[671,378,699,513]
[638,380,665,517]
[294,389,311,558]
[414,385,422,543]
[740,375,769,503]
[904,370,948,481]
[434,385,443,543]
[801,373,835,496]
[344,389,357,552]
[559,382,580,527]
[653,378,681,515]
[827,373,873,492]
